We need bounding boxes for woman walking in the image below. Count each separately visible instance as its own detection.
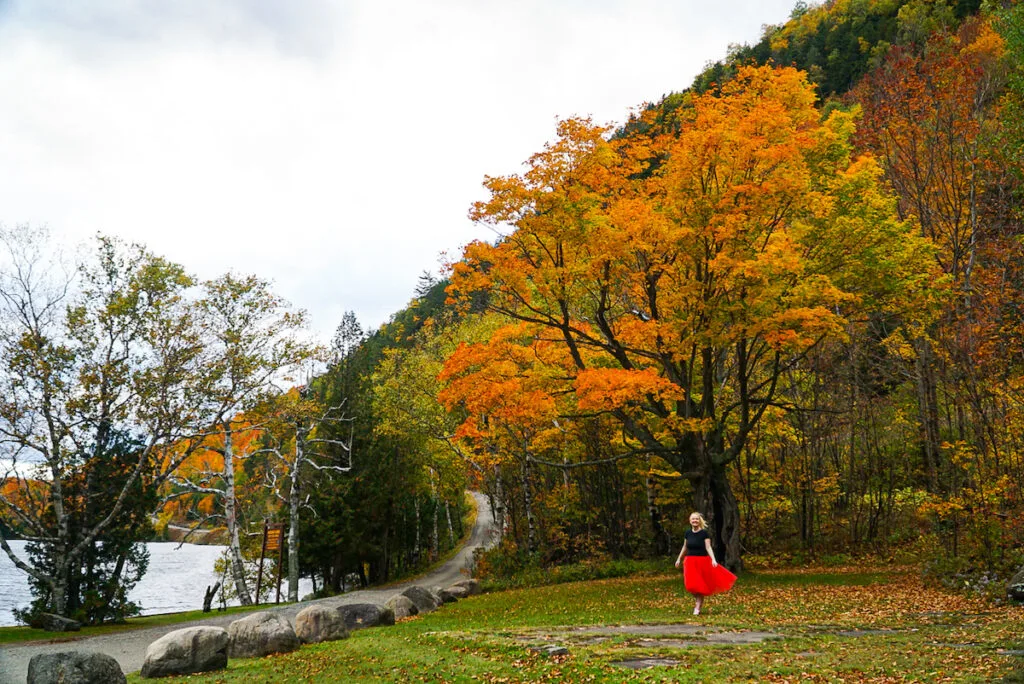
[675,512,736,615]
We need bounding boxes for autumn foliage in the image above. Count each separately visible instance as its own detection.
[443,65,937,570]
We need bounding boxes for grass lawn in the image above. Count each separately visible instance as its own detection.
[128,563,1024,683]
[0,604,274,646]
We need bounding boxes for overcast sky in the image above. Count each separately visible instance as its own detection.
[0,0,798,341]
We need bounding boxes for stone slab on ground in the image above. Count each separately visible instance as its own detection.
[563,624,716,637]
[835,629,900,637]
[611,657,681,670]
[635,639,701,649]
[513,624,783,648]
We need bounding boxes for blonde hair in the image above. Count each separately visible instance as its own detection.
[689,512,708,530]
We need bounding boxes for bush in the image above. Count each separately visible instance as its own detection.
[917,530,1024,602]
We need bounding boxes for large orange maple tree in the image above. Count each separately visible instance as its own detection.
[445,65,937,569]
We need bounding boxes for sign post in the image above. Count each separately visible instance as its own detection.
[274,524,285,605]
[255,520,268,605]
[255,521,285,605]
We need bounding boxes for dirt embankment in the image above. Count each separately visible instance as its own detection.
[161,525,228,545]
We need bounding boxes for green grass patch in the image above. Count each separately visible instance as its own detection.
[126,564,1024,682]
[481,557,666,592]
[0,603,270,646]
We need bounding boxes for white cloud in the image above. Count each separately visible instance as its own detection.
[0,0,797,339]
[0,457,48,481]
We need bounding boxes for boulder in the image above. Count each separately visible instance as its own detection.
[140,626,229,678]
[449,578,483,595]
[385,594,419,619]
[37,612,82,632]
[337,602,395,631]
[227,612,300,658]
[27,651,125,684]
[443,584,471,600]
[401,585,441,613]
[1008,566,1024,603]
[294,604,350,644]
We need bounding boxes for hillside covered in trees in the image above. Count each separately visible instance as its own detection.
[4,0,1024,625]
[427,0,1024,591]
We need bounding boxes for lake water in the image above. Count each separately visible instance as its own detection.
[0,540,311,627]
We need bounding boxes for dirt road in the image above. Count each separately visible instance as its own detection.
[0,491,497,683]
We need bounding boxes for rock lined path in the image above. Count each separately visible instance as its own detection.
[0,491,497,684]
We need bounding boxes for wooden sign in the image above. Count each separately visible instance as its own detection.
[265,525,284,552]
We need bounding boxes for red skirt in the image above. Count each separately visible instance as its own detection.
[683,555,736,596]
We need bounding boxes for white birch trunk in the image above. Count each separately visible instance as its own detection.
[445,502,455,548]
[223,426,253,605]
[493,465,506,536]
[429,470,439,560]
[287,437,304,602]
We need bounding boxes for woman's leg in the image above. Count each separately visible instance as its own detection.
[693,594,703,615]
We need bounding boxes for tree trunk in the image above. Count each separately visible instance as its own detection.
[913,336,942,492]
[99,552,127,621]
[287,441,302,602]
[646,458,671,556]
[492,466,506,536]
[429,471,439,560]
[223,427,253,605]
[522,458,536,553]
[414,499,421,563]
[51,571,68,618]
[202,582,221,612]
[693,463,742,572]
[445,502,455,548]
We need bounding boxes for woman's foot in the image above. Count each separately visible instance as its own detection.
[693,607,700,616]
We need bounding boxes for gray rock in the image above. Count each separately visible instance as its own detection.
[612,657,681,670]
[385,594,419,619]
[294,604,350,644]
[1008,566,1024,603]
[401,585,441,613]
[449,578,483,595]
[337,602,395,631]
[437,588,459,603]
[37,612,82,632]
[27,651,125,684]
[227,612,300,658]
[443,584,471,599]
[140,626,229,678]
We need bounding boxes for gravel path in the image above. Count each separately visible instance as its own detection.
[0,491,497,683]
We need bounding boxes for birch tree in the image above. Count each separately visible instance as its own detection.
[256,389,351,602]
[0,227,206,619]
[180,273,318,606]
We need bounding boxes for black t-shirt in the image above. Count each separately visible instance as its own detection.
[684,529,710,556]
